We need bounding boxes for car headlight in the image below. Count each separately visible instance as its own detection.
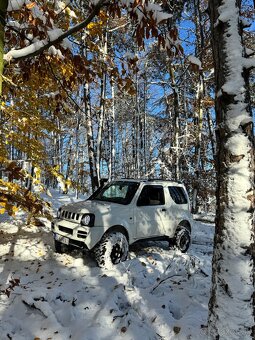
[81,214,95,227]
[57,208,62,218]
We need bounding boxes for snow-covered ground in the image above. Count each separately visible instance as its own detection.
[0,191,214,340]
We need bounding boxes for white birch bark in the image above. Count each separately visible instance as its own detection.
[192,0,206,213]
[109,76,116,180]
[208,0,255,338]
[96,27,108,185]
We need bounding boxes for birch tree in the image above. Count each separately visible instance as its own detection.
[0,0,8,96]
[191,0,206,213]
[208,0,255,338]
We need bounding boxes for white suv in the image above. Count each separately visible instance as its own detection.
[52,179,193,267]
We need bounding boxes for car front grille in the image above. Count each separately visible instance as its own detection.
[61,210,80,222]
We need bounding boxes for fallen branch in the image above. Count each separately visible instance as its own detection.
[150,274,183,293]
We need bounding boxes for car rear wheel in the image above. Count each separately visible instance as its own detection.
[94,231,129,268]
[172,226,191,253]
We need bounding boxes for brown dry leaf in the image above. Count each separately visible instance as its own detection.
[121,327,127,333]
[26,2,36,9]
[173,326,181,334]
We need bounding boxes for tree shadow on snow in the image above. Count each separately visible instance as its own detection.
[0,222,210,340]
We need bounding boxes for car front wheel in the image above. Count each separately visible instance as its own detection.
[94,231,129,268]
[54,239,65,253]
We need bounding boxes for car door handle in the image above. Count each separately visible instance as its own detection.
[161,208,166,212]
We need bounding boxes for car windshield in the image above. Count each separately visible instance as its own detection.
[91,181,140,205]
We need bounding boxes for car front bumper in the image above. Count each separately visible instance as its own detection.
[52,219,106,250]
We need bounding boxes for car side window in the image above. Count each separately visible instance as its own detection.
[168,186,188,204]
[137,185,165,206]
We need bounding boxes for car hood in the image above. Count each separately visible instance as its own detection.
[60,199,125,215]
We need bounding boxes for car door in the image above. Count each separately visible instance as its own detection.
[134,185,168,238]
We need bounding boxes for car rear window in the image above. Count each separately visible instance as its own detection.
[168,186,188,204]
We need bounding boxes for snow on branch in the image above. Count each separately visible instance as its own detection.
[188,55,202,70]
[121,0,172,24]
[4,0,106,62]
[5,0,178,62]
[7,0,26,11]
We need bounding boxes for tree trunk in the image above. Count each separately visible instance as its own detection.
[192,72,204,213]
[169,64,180,181]
[208,0,255,338]
[206,107,216,159]
[109,75,115,180]
[57,117,63,173]
[75,115,81,199]
[96,27,108,185]
[0,1,8,167]
[191,0,206,213]
[0,0,8,97]
[96,71,106,184]
[64,137,73,193]
[143,73,147,176]
[135,73,141,178]
[84,80,98,192]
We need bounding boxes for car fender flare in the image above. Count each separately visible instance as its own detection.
[103,225,129,243]
[177,220,191,233]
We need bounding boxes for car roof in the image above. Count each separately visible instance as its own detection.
[115,178,185,187]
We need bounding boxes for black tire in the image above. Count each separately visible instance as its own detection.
[172,226,191,253]
[94,231,129,268]
[54,239,64,254]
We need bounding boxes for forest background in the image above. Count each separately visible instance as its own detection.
[0,0,240,216]
[0,0,254,338]
[0,0,254,217]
